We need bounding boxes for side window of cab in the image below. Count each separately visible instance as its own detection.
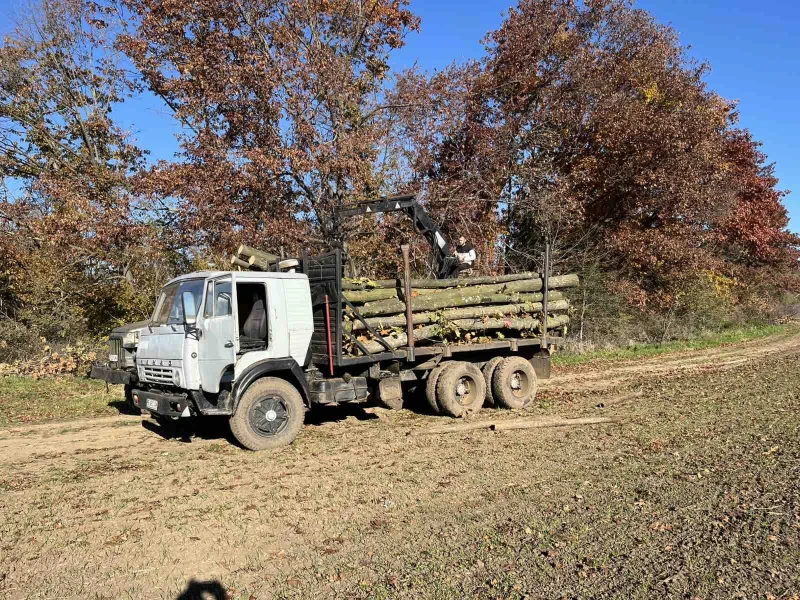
[202,278,233,319]
[203,281,214,318]
[215,281,233,316]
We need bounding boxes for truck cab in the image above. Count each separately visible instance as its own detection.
[136,270,313,396]
[93,269,322,450]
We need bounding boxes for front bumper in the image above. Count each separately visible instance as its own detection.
[130,388,191,418]
[90,364,134,385]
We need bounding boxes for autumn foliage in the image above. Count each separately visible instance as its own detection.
[0,0,797,362]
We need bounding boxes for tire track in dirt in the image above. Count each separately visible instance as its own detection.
[541,329,800,393]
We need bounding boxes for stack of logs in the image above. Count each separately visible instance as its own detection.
[227,245,578,356]
[342,272,578,355]
[229,245,281,270]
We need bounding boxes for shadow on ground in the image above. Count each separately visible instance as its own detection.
[142,416,234,444]
[107,400,141,416]
[138,401,385,446]
[176,579,227,600]
[304,402,379,426]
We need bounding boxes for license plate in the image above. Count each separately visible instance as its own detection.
[108,354,119,362]
[146,398,159,411]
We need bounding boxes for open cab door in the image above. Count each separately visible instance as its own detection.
[198,274,237,393]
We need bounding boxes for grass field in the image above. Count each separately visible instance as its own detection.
[553,323,790,366]
[0,375,125,426]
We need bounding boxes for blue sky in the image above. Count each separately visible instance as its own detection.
[2,0,798,231]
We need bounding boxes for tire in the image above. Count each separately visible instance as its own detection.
[425,363,451,414]
[481,357,504,407]
[124,384,141,415]
[229,377,305,451]
[436,361,486,418]
[492,356,538,409]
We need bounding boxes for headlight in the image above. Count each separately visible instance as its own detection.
[172,370,181,387]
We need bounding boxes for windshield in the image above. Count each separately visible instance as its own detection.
[151,279,205,325]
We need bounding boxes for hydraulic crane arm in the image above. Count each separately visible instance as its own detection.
[333,195,457,279]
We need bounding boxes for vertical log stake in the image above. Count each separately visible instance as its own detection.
[401,244,415,361]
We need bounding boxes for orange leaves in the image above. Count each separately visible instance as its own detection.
[121,0,421,258]
[720,129,799,268]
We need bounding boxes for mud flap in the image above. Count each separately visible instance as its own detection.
[377,378,404,410]
[530,350,552,380]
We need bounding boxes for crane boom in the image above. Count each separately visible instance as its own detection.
[333,195,457,279]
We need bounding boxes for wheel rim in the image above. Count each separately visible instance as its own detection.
[508,370,531,400]
[249,395,290,436]
[455,375,478,408]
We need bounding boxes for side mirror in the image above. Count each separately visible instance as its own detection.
[181,291,197,325]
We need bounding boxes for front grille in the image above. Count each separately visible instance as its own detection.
[142,366,175,384]
[108,338,123,368]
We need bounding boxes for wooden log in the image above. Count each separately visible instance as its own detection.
[342,278,398,291]
[408,271,540,289]
[357,288,566,317]
[350,298,570,331]
[237,244,279,264]
[414,274,579,297]
[450,314,570,335]
[355,314,570,354]
[230,256,251,269]
[417,416,618,435]
[248,255,275,270]
[342,288,398,303]
[342,272,580,291]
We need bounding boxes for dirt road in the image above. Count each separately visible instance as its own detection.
[2,330,799,599]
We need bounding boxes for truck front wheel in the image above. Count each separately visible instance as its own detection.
[124,384,141,415]
[230,377,305,451]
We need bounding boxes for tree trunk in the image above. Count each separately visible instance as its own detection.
[342,288,397,303]
[355,314,569,354]
[387,274,577,302]
[342,278,398,290]
[247,255,277,270]
[230,256,252,269]
[406,271,540,288]
[448,314,569,335]
[350,299,570,331]
[342,272,579,291]
[356,290,564,317]
[238,244,278,265]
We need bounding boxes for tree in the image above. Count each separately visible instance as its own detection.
[720,129,799,269]
[393,0,788,307]
[0,0,167,344]
[119,0,420,256]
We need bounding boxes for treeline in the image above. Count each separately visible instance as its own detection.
[1,0,798,363]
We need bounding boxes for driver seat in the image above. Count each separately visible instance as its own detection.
[242,298,267,340]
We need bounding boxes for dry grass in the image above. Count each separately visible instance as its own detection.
[0,375,126,426]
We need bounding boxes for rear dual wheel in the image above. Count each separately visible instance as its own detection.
[428,361,486,418]
[492,356,538,409]
[481,357,504,407]
[424,364,449,414]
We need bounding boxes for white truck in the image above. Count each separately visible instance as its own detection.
[91,198,559,450]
